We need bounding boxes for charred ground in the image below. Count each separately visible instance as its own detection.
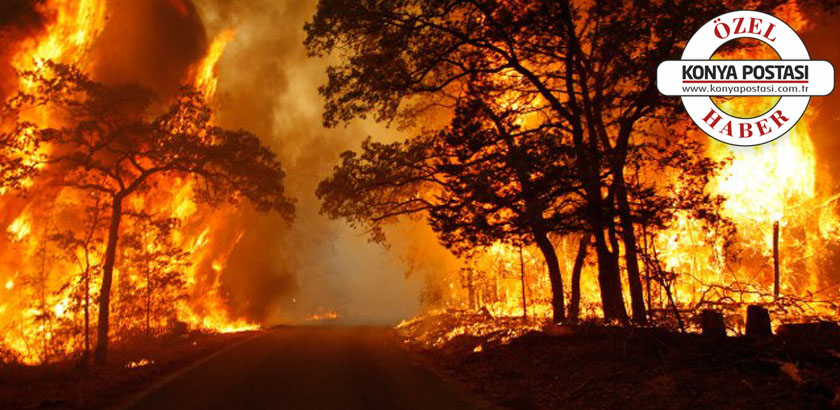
[399,312,840,410]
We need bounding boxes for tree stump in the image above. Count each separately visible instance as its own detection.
[700,310,726,337]
[745,305,772,337]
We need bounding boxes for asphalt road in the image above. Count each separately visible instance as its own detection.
[123,326,487,410]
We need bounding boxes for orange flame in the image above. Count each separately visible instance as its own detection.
[0,3,256,364]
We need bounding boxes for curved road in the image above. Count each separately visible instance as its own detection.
[123,326,488,410]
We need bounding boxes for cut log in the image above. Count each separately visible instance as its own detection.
[700,310,726,337]
[745,305,772,337]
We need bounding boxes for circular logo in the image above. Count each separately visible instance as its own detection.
[657,10,834,146]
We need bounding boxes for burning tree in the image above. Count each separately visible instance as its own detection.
[116,216,190,341]
[0,62,295,363]
[50,190,106,363]
[306,0,751,323]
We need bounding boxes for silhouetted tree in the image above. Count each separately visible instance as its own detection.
[306,0,770,322]
[430,99,584,321]
[1,62,295,363]
[319,96,585,322]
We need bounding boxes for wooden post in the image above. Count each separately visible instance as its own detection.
[519,243,527,321]
[700,310,726,337]
[746,305,772,337]
[465,269,476,311]
[773,221,780,300]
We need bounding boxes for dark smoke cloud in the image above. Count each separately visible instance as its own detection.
[0,0,47,98]
[89,0,207,97]
[0,0,45,27]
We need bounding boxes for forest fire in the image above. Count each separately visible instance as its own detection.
[389,2,840,338]
[3,2,831,362]
[1,0,840,409]
[0,0,279,365]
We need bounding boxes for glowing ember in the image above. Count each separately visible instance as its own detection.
[125,358,154,369]
[306,311,339,321]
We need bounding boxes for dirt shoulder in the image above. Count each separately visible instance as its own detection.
[398,313,840,410]
[0,330,260,410]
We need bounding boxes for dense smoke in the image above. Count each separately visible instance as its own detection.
[89,0,207,98]
[191,0,458,324]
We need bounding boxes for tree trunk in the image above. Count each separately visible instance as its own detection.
[145,244,151,341]
[581,170,627,322]
[94,196,123,364]
[145,269,151,340]
[569,233,590,323]
[38,235,49,364]
[518,244,527,321]
[534,231,565,323]
[614,169,647,324]
[83,265,90,364]
[579,141,627,323]
[593,230,628,322]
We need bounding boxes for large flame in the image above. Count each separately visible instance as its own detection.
[193,29,235,101]
[652,2,839,327]
[416,1,839,336]
[0,0,256,365]
[12,0,105,90]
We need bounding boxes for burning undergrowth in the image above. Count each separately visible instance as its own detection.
[397,310,543,352]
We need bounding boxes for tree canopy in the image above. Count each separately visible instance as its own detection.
[1,61,295,362]
[307,0,749,323]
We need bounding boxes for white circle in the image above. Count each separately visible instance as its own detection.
[681,10,810,146]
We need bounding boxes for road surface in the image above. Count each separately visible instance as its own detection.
[124,326,488,410]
